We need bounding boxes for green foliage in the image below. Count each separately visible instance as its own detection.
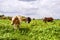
[0,19,60,40]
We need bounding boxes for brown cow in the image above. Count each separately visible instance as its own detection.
[8,17,12,20]
[2,16,6,19]
[43,17,54,23]
[11,16,21,29]
[11,16,31,29]
[20,17,27,23]
[19,16,31,23]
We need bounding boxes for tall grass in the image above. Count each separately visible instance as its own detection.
[0,19,60,40]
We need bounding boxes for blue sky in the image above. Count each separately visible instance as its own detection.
[0,0,60,19]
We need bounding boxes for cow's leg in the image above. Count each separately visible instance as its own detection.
[17,24,20,29]
[51,20,53,22]
[44,21,46,23]
[26,20,27,23]
[13,24,18,30]
[24,20,26,23]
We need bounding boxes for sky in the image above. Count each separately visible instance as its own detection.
[0,0,60,19]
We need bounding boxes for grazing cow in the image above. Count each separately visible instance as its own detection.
[11,16,31,29]
[2,16,6,19]
[20,16,31,23]
[26,17,31,23]
[33,18,35,20]
[8,17,12,20]
[43,17,54,23]
[11,16,21,29]
[20,17,27,23]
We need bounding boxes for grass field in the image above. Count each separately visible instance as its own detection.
[0,19,60,40]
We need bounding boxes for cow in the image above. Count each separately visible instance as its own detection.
[43,17,54,23]
[20,17,27,23]
[11,16,31,29]
[18,16,31,23]
[11,16,21,29]
[8,17,12,20]
[2,16,6,19]
[26,17,31,23]
[33,18,35,20]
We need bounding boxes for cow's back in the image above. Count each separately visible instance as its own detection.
[43,17,54,22]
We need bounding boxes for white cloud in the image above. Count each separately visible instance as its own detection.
[0,0,60,19]
[19,0,36,2]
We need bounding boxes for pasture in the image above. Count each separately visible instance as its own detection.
[0,19,60,40]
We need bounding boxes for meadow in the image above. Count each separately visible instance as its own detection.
[0,19,60,40]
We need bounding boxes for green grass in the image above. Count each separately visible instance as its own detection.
[0,19,60,40]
